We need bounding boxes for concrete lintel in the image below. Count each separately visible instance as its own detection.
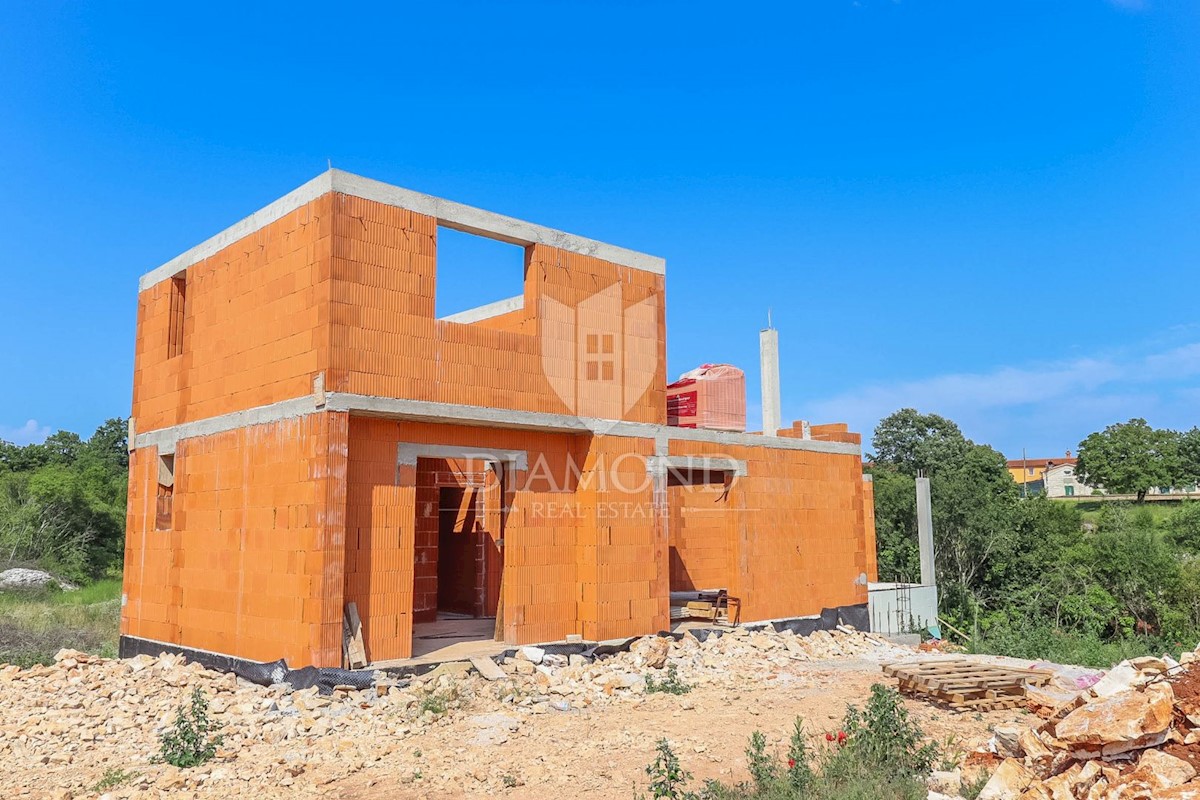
[438,295,524,325]
[132,392,862,458]
[329,393,861,456]
[646,456,748,477]
[330,171,666,275]
[398,443,528,471]
[139,170,665,291]
[132,395,320,452]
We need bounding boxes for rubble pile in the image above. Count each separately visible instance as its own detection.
[973,651,1200,800]
[0,627,901,798]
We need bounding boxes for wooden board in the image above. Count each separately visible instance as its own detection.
[344,602,367,669]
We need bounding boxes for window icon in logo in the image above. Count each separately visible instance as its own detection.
[585,333,616,382]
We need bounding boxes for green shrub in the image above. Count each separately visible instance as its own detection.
[641,738,699,800]
[420,692,449,715]
[638,685,935,799]
[645,664,691,695]
[158,688,223,768]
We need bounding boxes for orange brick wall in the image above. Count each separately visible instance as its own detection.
[326,194,666,424]
[668,481,732,592]
[575,435,670,641]
[666,439,871,621]
[342,418,593,660]
[121,412,347,667]
[132,197,333,434]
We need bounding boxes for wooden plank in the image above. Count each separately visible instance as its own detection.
[344,602,367,669]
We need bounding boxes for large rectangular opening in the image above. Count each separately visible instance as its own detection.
[436,486,482,616]
[668,468,732,593]
[409,457,506,661]
[434,225,528,321]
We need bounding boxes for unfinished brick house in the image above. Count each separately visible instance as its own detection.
[120,170,877,668]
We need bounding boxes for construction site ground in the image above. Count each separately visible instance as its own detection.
[0,628,1025,799]
[337,659,1019,800]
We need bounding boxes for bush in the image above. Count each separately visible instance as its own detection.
[639,685,935,799]
[420,692,449,716]
[642,738,698,800]
[158,688,223,768]
[646,664,691,695]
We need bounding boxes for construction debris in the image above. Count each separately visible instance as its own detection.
[0,628,906,797]
[972,647,1200,799]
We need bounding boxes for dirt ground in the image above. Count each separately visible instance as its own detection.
[334,659,1024,799]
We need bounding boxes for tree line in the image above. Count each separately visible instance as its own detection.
[1076,418,1200,501]
[0,419,129,582]
[870,409,1200,666]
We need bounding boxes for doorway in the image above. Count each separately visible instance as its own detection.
[436,486,482,616]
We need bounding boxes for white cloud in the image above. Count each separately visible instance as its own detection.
[0,419,52,446]
[800,337,1200,457]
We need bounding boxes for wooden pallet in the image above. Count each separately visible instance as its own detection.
[883,660,1054,711]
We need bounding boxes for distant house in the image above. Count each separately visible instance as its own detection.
[1042,462,1098,498]
[1006,452,1077,493]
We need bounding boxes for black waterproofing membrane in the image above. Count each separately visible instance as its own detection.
[117,602,870,693]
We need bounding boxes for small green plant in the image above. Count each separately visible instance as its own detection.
[158,687,223,768]
[745,730,778,792]
[645,664,692,695]
[786,718,815,793]
[502,774,518,788]
[642,738,699,800]
[92,767,138,792]
[420,692,449,715]
[938,734,964,772]
[961,770,990,800]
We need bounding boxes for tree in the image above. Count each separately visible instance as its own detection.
[80,418,129,472]
[1076,419,1180,502]
[1180,428,1200,488]
[42,430,83,464]
[930,443,1019,620]
[868,468,920,582]
[870,409,970,477]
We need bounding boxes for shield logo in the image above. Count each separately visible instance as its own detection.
[540,282,658,421]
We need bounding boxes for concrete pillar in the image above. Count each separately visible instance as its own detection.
[916,477,936,587]
[759,328,781,436]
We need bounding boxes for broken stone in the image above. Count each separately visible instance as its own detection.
[517,646,545,665]
[1125,748,1197,790]
[470,657,506,682]
[978,757,1035,800]
[629,637,669,669]
[1055,682,1174,757]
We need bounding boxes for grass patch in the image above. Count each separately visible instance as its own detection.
[970,624,1181,669]
[92,767,139,792]
[0,577,121,667]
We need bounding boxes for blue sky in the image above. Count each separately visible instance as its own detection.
[1,0,1196,458]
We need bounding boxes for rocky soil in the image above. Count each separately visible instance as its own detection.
[0,626,1021,799]
[967,651,1200,800]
